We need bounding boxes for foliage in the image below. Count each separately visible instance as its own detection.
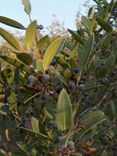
[0,0,117,155]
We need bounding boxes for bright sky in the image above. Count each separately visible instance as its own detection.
[0,0,92,32]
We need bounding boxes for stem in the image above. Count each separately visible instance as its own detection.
[24,91,43,104]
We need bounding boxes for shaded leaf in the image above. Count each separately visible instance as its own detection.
[68,29,84,45]
[37,35,51,51]
[101,150,109,156]
[56,89,72,131]
[96,16,113,32]
[17,52,33,65]
[77,110,106,139]
[85,78,96,89]
[0,103,7,115]
[82,16,90,30]
[97,67,108,78]
[0,16,25,29]
[1,68,14,85]
[50,66,67,86]
[105,55,115,73]
[79,34,94,71]
[0,55,29,72]
[101,32,113,52]
[0,27,20,50]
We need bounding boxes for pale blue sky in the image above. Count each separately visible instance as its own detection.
[0,0,92,32]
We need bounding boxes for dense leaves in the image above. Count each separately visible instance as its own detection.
[0,0,117,155]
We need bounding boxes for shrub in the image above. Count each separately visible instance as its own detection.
[0,0,117,155]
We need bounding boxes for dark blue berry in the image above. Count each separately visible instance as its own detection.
[73,67,80,74]
[43,92,50,100]
[38,24,44,30]
[68,81,76,89]
[67,141,75,148]
[48,120,56,127]
[43,73,50,81]
[51,60,57,66]
[101,77,109,84]
[81,96,89,105]
[78,84,85,91]
[57,136,64,142]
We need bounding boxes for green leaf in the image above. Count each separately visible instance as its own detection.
[96,16,113,32]
[68,29,84,45]
[85,78,96,89]
[17,53,33,65]
[77,110,106,139]
[56,89,72,131]
[24,20,37,50]
[82,16,90,30]
[50,66,67,86]
[101,150,109,156]
[89,18,97,34]
[79,34,94,71]
[31,117,39,134]
[0,27,20,50]
[14,67,21,86]
[105,55,115,73]
[0,55,29,72]
[1,68,14,85]
[0,102,7,115]
[97,67,108,78]
[43,38,63,71]
[101,32,113,52]
[0,16,25,29]
[37,35,51,51]
[8,92,17,104]
[21,0,31,15]
[17,142,29,154]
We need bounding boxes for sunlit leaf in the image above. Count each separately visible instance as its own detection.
[24,20,37,50]
[31,117,39,134]
[0,16,25,29]
[0,27,20,50]
[43,37,63,71]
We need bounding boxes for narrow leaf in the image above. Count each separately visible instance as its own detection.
[21,0,31,15]
[43,38,63,71]
[0,55,29,72]
[79,34,94,71]
[37,35,51,51]
[96,16,113,32]
[0,16,25,29]
[17,53,33,65]
[68,29,84,45]
[0,27,20,50]
[24,20,37,50]
[78,110,106,139]
[82,16,90,30]
[101,32,113,52]
[31,117,39,134]
[56,89,72,131]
